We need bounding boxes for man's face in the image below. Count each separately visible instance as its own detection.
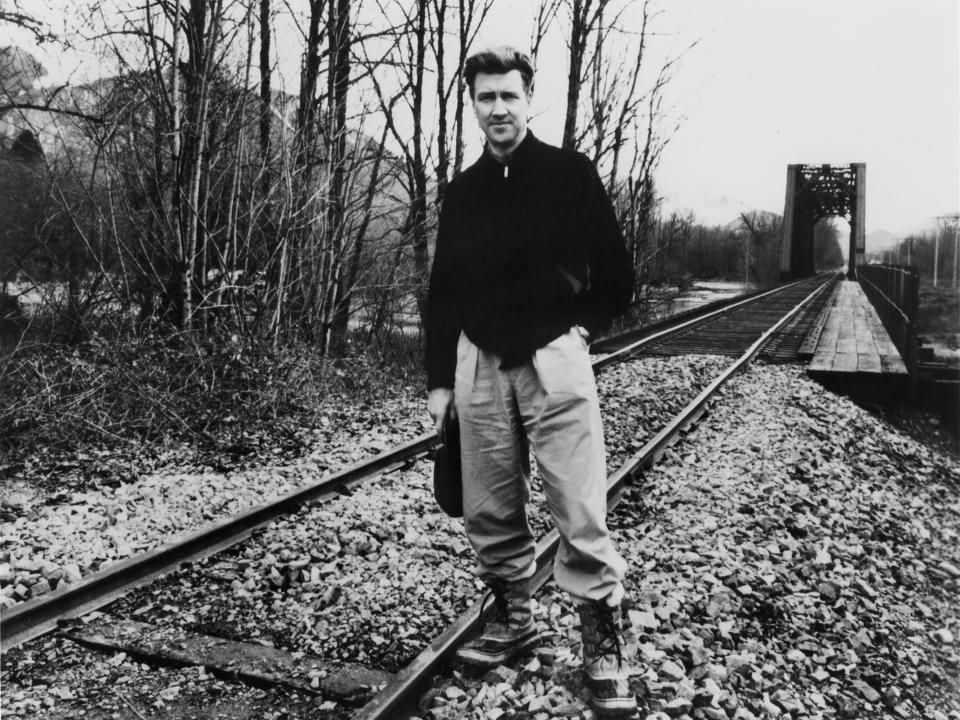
[472,70,531,154]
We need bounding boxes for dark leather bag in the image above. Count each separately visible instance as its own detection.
[433,409,463,517]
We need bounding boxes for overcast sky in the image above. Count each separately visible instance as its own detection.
[660,0,958,239]
[478,0,959,240]
[6,0,958,241]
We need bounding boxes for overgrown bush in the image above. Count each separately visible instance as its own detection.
[917,282,960,350]
[0,324,425,464]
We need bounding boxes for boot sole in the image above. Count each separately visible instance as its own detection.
[589,697,640,715]
[455,633,539,667]
[585,679,639,717]
[587,696,640,719]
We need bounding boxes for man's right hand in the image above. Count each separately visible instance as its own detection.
[428,388,455,434]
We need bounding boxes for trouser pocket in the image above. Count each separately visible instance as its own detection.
[532,328,594,397]
[454,331,479,389]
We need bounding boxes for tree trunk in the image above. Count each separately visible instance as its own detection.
[180,0,222,330]
[454,0,468,175]
[297,0,324,164]
[259,0,271,163]
[322,0,352,354]
[434,0,449,205]
[330,128,388,347]
[453,0,492,174]
[169,0,185,326]
[410,0,430,322]
[562,0,590,150]
[269,0,323,339]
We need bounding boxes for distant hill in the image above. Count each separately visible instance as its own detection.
[866,229,899,251]
[720,210,782,234]
[0,46,47,95]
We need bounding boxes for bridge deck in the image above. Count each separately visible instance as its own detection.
[808,279,908,376]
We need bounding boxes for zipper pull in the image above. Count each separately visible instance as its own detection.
[504,165,509,179]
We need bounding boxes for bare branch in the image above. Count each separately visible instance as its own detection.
[0,101,104,122]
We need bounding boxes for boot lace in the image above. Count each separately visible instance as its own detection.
[592,601,623,669]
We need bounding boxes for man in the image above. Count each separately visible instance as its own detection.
[425,46,637,717]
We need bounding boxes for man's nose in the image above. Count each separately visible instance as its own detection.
[491,96,507,115]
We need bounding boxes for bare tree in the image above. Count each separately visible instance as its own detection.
[360,1,431,324]
[358,0,494,333]
[258,0,272,161]
[0,2,55,46]
[432,0,494,200]
[549,0,692,296]
[560,0,590,149]
[529,0,563,66]
[319,0,353,352]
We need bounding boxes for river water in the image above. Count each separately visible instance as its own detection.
[655,280,752,319]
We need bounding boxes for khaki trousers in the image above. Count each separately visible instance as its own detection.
[453,328,626,603]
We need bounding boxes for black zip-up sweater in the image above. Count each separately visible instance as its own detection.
[425,131,634,391]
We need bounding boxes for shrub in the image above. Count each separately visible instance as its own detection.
[0,326,424,464]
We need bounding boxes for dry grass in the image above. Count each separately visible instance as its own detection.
[917,282,959,360]
[0,328,424,465]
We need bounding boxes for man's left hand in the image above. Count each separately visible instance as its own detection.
[428,387,455,434]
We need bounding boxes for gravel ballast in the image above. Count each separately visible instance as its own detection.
[0,356,729,608]
[2,359,958,720]
[0,393,429,608]
[416,364,960,720]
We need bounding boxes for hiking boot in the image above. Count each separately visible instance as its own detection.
[577,599,639,718]
[456,576,539,667]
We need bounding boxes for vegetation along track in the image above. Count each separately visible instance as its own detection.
[2,274,837,716]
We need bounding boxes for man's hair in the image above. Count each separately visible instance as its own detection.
[464,46,535,99]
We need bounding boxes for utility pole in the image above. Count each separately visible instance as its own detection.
[933,229,940,287]
[936,214,960,288]
[955,220,959,289]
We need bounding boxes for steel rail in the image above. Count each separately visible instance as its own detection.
[1,435,436,651]
[590,284,777,354]
[592,274,830,371]
[1,274,832,654]
[353,277,830,720]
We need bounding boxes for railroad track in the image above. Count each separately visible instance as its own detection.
[592,272,839,362]
[1,272,839,717]
[356,272,838,719]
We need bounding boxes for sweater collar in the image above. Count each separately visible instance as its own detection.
[480,130,539,173]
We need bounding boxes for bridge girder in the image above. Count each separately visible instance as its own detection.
[780,163,865,279]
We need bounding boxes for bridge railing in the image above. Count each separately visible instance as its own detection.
[856,264,919,376]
